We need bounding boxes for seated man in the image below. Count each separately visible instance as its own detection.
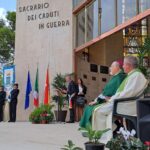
[79,61,126,128]
[92,56,147,133]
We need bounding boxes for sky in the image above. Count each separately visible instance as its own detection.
[0,0,16,19]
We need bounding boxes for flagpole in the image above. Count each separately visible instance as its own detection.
[27,64,30,71]
[37,62,39,68]
[47,63,50,105]
[33,63,39,108]
[48,63,51,104]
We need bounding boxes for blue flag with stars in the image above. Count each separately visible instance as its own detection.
[25,71,32,109]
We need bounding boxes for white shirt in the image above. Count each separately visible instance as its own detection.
[78,85,83,95]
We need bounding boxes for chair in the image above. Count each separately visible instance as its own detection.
[137,98,150,142]
[113,96,141,137]
[113,80,149,137]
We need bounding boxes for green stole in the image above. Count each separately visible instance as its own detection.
[117,69,141,93]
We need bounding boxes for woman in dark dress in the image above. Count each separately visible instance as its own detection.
[76,78,87,121]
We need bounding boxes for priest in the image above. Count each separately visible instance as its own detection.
[92,56,147,132]
[79,61,126,128]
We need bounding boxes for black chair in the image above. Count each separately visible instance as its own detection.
[113,80,149,139]
[137,98,150,142]
[113,96,140,137]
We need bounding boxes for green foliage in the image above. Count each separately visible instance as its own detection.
[0,27,15,62]
[6,11,16,31]
[29,104,54,123]
[52,94,66,111]
[0,19,5,28]
[0,11,16,63]
[137,37,150,77]
[137,37,150,96]
[52,73,67,111]
[61,140,83,150]
[52,73,66,90]
[79,124,110,144]
[106,134,147,150]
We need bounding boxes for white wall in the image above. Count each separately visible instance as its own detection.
[15,0,73,121]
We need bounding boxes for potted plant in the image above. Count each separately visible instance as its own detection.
[52,73,67,122]
[61,140,83,150]
[144,141,150,150]
[29,104,54,124]
[39,104,54,123]
[106,127,147,150]
[29,107,41,123]
[79,124,110,150]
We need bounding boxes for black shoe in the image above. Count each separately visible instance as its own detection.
[113,120,124,137]
[66,120,74,123]
[8,120,14,122]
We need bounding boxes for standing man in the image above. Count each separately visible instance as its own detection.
[62,75,77,123]
[0,86,6,122]
[9,83,19,122]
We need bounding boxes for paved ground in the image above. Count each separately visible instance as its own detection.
[0,122,87,150]
[0,122,110,150]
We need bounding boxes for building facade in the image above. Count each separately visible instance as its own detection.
[15,0,73,120]
[15,0,150,120]
[73,0,150,100]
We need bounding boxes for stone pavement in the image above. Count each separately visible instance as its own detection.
[0,122,110,150]
[0,122,86,150]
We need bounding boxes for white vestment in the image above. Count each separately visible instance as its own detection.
[92,70,147,133]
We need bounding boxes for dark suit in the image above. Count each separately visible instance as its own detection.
[67,80,77,122]
[0,91,6,121]
[9,89,19,122]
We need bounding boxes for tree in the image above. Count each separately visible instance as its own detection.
[0,19,5,28]
[6,11,16,31]
[0,11,16,63]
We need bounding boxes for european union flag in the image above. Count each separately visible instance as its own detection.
[25,71,32,109]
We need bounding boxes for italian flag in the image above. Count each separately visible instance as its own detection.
[33,68,39,107]
[44,67,50,105]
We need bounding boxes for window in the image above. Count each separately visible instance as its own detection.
[123,0,137,22]
[76,9,85,47]
[101,0,116,34]
[117,0,123,25]
[73,0,85,8]
[123,19,148,55]
[139,0,150,12]
[117,0,137,24]
[86,0,99,42]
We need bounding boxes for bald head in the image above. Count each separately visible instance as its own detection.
[110,61,121,75]
[112,61,120,67]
